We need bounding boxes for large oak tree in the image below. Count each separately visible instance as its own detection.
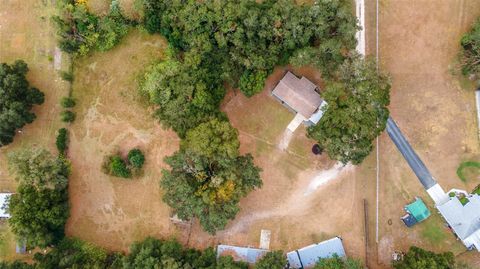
[6,148,70,248]
[308,55,391,165]
[0,60,44,146]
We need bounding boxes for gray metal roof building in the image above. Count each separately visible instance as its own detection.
[216,245,268,264]
[286,237,346,269]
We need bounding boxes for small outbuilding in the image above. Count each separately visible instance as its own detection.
[286,237,346,269]
[401,197,430,227]
[0,193,12,219]
[272,71,327,127]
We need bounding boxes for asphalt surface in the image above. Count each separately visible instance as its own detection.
[386,117,437,190]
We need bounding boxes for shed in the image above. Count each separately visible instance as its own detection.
[217,245,268,264]
[0,193,12,218]
[16,240,26,254]
[401,213,417,227]
[286,237,346,269]
[405,198,430,223]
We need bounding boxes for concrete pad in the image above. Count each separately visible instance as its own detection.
[259,229,271,250]
[287,113,306,132]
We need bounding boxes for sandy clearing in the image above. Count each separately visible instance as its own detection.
[373,0,480,266]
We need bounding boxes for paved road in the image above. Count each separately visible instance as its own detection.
[386,117,437,190]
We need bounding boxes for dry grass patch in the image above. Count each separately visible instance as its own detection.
[0,0,69,260]
[65,30,182,251]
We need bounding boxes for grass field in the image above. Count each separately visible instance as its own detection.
[64,30,178,251]
[1,0,480,267]
[373,0,480,267]
[0,0,69,260]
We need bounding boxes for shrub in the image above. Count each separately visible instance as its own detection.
[60,97,76,108]
[460,19,480,77]
[239,70,267,97]
[60,71,74,82]
[107,155,131,178]
[127,148,145,169]
[56,128,68,154]
[60,110,76,122]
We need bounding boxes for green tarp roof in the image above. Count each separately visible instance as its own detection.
[406,198,431,222]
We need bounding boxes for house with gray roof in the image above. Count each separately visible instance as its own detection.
[286,237,346,269]
[437,193,480,250]
[272,71,327,126]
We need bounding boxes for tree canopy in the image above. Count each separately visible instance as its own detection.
[314,255,364,269]
[6,148,70,248]
[182,119,240,159]
[143,0,357,86]
[0,237,247,269]
[53,0,131,56]
[255,251,286,269]
[8,148,70,190]
[161,118,261,233]
[0,60,44,146]
[140,58,225,138]
[161,150,262,233]
[392,247,456,269]
[460,18,480,78]
[307,55,391,164]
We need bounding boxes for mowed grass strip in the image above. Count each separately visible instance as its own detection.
[456,161,480,183]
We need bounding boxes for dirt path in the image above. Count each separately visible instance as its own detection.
[224,163,355,235]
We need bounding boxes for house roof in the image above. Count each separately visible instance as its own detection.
[286,237,346,269]
[405,198,430,222]
[217,245,268,264]
[0,193,12,218]
[437,194,480,242]
[272,71,323,118]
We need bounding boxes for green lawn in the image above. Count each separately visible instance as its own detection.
[420,218,447,246]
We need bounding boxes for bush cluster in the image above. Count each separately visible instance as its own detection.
[55,128,69,154]
[103,148,145,178]
[60,110,76,123]
[60,96,76,108]
[127,148,145,169]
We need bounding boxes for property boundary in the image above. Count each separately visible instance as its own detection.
[364,199,369,268]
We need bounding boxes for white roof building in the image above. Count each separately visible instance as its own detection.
[0,193,12,218]
[437,193,480,250]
